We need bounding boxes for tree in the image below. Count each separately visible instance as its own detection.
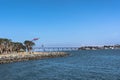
[12,42,26,52]
[0,38,36,54]
[0,38,26,53]
[24,40,35,52]
[0,38,12,53]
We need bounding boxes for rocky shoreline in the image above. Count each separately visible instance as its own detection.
[0,52,68,64]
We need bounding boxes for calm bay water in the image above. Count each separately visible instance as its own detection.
[0,50,120,80]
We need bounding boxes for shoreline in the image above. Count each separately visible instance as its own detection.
[0,52,69,64]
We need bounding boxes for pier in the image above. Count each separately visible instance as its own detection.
[34,47,79,52]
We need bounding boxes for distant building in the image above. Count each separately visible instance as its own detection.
[78,44,120,50]
[79,46,101,50]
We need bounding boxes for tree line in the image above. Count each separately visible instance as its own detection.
[0,38,35,54]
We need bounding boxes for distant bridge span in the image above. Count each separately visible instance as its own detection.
[34,47,79,51]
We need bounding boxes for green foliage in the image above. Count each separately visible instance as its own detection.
[0,38,35,53]
[24,40,35,52]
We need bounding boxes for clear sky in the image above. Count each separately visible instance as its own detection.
[0,0,120,47]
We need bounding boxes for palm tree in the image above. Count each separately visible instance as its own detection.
[0,38,4,53]
[12,42,26,53]
[24,40,35,52]
[0,38,12,53]
[0,38,35,54]
[0,38,28,54]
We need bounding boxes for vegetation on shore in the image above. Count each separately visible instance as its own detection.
[0,38,35,54]
[0,38,69,64]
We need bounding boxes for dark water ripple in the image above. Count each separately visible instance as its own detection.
[0,50,120,80]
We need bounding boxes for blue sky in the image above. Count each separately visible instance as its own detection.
[0,0,120,47]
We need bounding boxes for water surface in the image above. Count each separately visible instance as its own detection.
[0,50,120,80]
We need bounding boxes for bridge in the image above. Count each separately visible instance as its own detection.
[33,47,79,52]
